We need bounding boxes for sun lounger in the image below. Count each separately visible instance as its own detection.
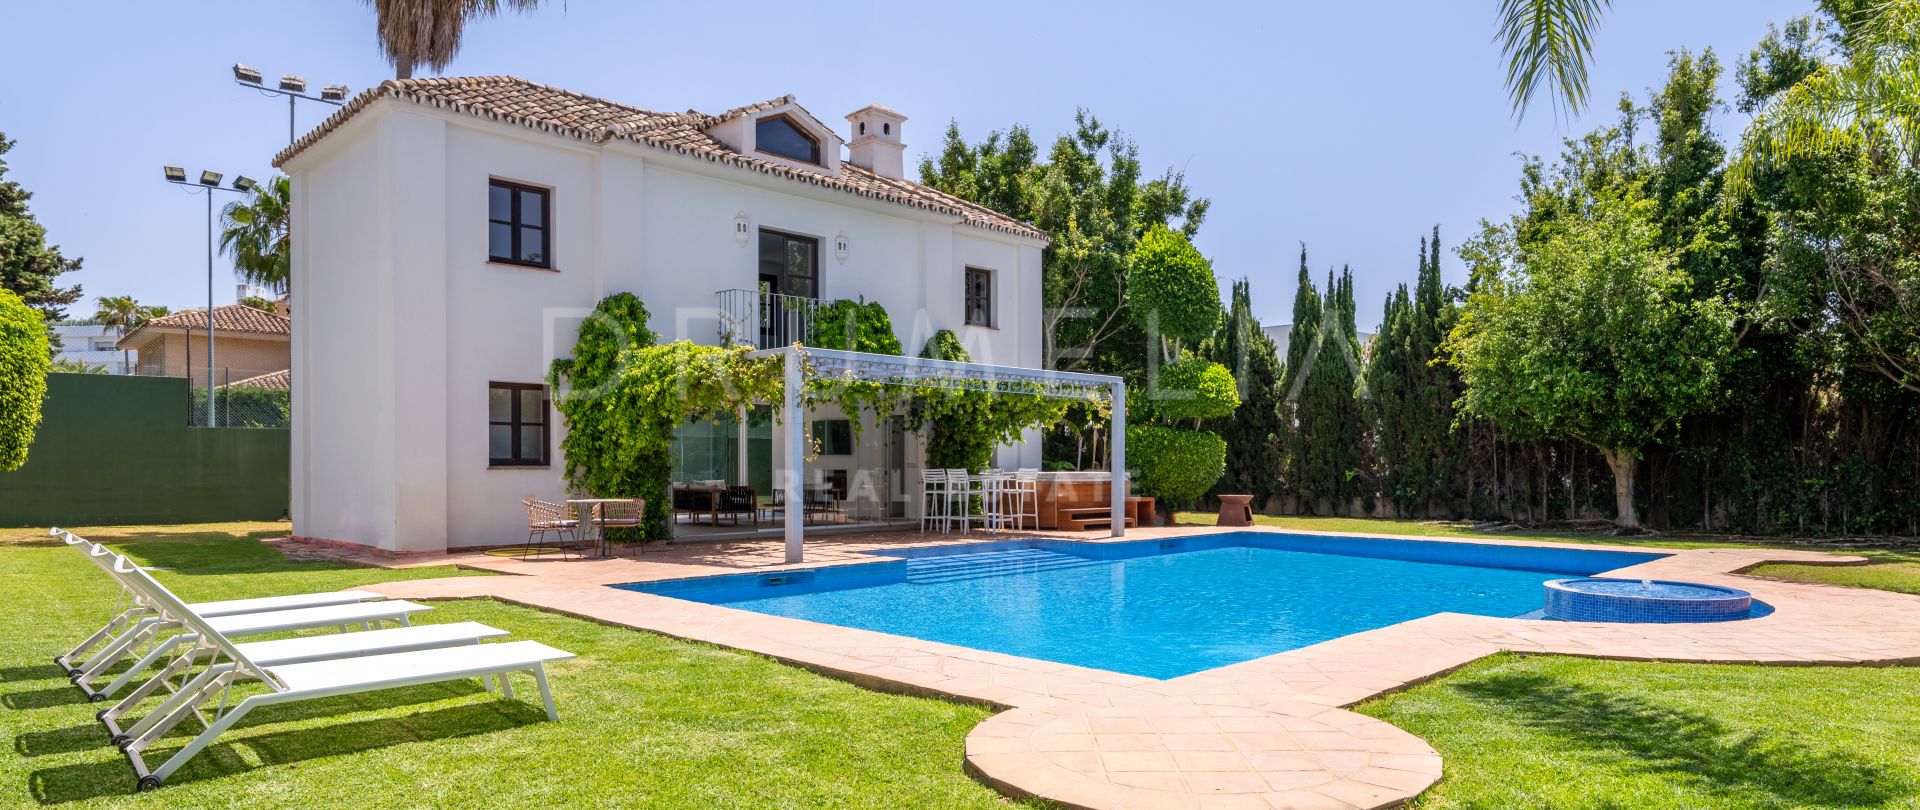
[103,556,573,790]
[51,530,382,674]
[99,621,510,739]
[62,538,432,700]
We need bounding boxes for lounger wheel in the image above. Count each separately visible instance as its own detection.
[112,734,131,748]
[88,692,107,703]
[136,775,162,792]
[95,708,110,721]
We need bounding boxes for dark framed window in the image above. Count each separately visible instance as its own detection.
[811,419,853,455]
[755,115,821,165]
[488,382,550,466]
[758,229,819,299]
[488,179,551,268]
[965,267,994,327]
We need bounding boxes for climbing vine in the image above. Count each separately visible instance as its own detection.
[552,294,781,538]
[911,330,1071,471]
[553,294,1080,537]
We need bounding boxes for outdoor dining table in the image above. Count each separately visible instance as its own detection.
[566,498,629,559]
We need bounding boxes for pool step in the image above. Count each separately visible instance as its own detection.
[904,548,1106,583]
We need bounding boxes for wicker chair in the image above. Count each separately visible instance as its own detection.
[522,497,581,559]
[598,498,646,555]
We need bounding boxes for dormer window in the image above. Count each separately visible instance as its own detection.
[756,114,820,165]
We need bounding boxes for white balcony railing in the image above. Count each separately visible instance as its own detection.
[715,289,826,349]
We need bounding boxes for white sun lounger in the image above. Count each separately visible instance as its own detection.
[51,530,383,675]
[105,556,573,790]
[99,621,511,740]
[67,540,433,700]
[79,594,436,701]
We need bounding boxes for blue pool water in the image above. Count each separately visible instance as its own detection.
[620,534,1662,679]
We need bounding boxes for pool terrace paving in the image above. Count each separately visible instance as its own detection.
[300,526,1919,810]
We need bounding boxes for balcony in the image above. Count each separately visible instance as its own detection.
[715,289,826,349]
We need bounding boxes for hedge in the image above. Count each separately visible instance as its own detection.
[0,290,48,470]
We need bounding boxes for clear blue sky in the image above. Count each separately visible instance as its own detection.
[2,0,1810,330]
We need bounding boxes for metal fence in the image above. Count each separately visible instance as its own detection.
[716,288,826,349]
[128,366,290,428]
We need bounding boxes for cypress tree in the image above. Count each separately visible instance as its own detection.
[1208,278,1286,503]
[1287,261,1366,513]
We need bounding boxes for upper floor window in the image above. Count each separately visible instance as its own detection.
[488,382,550,466]
[756,115,821,165]
[965,267,994,327]
[488,179,551,268]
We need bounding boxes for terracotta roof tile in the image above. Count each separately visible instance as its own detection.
[223,368,291,390]
[120,304,291,348]
[274,77,1047,242]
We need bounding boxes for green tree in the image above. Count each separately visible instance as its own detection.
[0,289,49,470]
[1284,255,1367,514]
[1127,226,1222,363]
[1448,184,1736,528]
[239,295,276,312]
[93,295,166,371]
[919,112,1209,373]
[0,132,81,321]
[220,175,291,294]
[1207,279,1286,503]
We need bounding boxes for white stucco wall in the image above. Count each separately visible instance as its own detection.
[288,98,1047,552]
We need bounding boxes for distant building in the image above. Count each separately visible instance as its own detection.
[50,321,133,374]
[117,304,292,387]
[1261,323,1374,364]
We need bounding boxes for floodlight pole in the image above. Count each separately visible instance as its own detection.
[205,189,215,425]
[164,172,251,426]
[232,73,346,146]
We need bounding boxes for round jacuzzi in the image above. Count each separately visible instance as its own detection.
[1543,578,1755,623]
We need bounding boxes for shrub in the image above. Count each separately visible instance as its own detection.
[1126,226,1222,356]
[1126,423,1226,508]
[1145,358,1239,422]
[809,299,903,355]
[0,291,48,470]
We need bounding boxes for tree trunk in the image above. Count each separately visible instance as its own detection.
[396,61,413,80]
[1602,448,1639,529]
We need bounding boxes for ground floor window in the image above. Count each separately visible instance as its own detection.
[488,382,550,466]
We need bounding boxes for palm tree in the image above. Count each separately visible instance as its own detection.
[364,0,544,80]
[94,295,163,371]
[1496,0,1612,119]
[219,175,290,294]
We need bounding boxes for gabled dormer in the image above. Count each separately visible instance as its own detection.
[704,96,843,175]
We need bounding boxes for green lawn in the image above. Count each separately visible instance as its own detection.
[1175,512,1920,596]
[1359,653,1920,809]
[0,524,1030,808]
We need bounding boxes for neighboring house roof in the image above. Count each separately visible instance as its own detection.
[223,368,291,390]
[273,77,1048,242]
[119,304,292,349]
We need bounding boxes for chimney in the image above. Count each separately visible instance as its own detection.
[845,104,907,180]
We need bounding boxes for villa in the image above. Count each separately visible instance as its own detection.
[274,77,1059,555]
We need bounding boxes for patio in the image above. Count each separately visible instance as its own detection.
[319,524,1920,810]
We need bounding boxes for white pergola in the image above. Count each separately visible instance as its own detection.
[749,346,1128,563]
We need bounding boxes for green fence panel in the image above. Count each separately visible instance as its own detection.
[0,374,289,526]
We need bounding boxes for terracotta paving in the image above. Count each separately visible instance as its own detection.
[305,526,1920,810]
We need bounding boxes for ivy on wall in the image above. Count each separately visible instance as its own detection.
[551,293,781,538]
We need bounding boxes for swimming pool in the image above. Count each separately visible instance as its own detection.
[619,533,1664,679]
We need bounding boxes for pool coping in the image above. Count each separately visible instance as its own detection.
[359,525,1919,810]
